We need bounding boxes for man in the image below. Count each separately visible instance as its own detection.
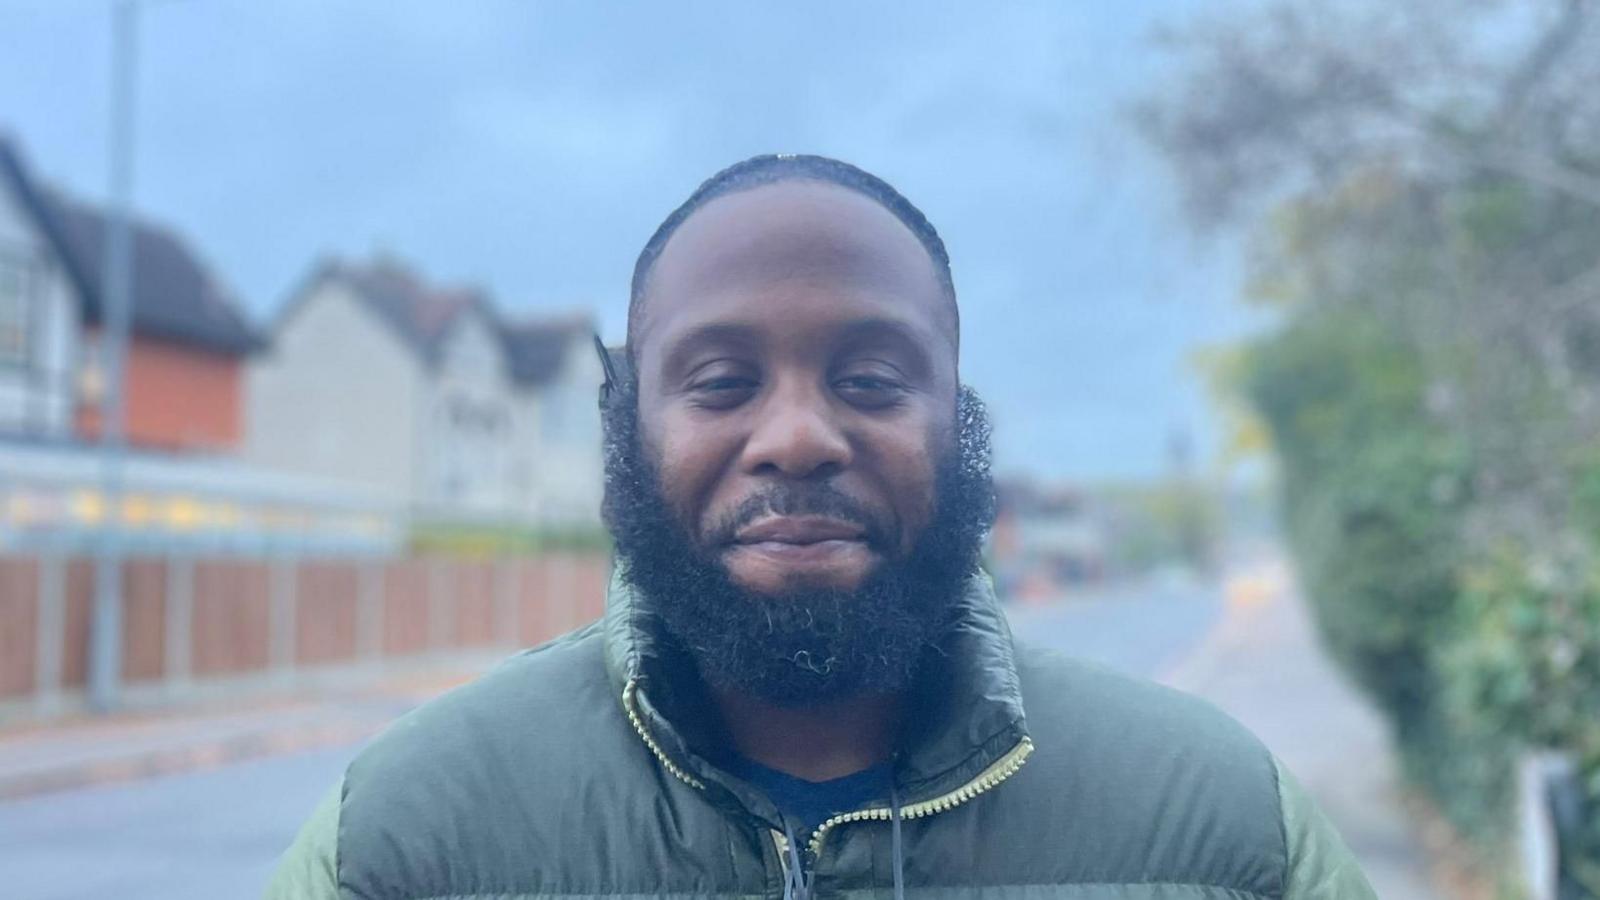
[267,155,1375,899]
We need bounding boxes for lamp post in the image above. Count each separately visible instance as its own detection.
[88,0,140,713]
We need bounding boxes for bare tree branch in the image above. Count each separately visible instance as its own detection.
[1142,0,1600,223]
[1475,146,1600,208]
[1494,0,1589,129]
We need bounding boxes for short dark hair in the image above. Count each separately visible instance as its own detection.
[627,154,956,358]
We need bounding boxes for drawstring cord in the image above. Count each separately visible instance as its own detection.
[782,821,811,900]
[890,784,906,900]
[780,780,905,900]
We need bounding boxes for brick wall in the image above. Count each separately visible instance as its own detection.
[76,331,244,452]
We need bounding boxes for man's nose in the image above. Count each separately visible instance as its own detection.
[740,380,852,479]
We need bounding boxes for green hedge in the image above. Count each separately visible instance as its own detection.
[408,522,612,557]
[1442,542,1600,892]
[1243,304,1600,890]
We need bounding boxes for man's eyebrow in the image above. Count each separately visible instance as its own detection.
[658,316,942,373]
[834,317,941,359]
[659,322,762,371]
[836,316,923,342]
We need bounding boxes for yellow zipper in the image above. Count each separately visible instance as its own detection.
[771,828,791,880]
[625,677,1034,872]
[806,735,1034,858]
[625,681,797,891]
[622,678,706,791]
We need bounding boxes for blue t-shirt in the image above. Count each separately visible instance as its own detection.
[724,756,894,837]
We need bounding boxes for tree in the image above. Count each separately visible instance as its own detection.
[1141,0,1600,537]
[1140,0,1600,887]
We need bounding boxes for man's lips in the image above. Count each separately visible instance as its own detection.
[730,515,867,546]
[721,515,879,585]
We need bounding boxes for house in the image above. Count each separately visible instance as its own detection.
[0,135,392,552]
[0,135,260,451]
[500,315,606,525]
[247,257,604,528]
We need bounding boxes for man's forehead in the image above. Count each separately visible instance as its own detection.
[635,180,958,357]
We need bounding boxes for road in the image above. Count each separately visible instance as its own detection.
[1,744,356,900]
[0,578,1220,900]
[1004,573,1223,677]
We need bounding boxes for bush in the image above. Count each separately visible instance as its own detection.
[1243,304,1600,885]
[1246,311,1469,727]
[1442,545,1600,890]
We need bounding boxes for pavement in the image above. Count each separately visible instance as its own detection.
[0,666,487,802]
[1163,557,1450,900]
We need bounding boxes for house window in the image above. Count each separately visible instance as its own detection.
[445,395,508,434]
[79,339,105,407]
[0,256,30,368]
[540,384,594,445]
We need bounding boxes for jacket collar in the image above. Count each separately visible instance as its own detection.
[601,569,1030,806]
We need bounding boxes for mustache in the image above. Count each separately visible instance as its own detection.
[703,484,898,551]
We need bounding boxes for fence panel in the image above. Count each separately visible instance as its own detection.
[295,561,359,666]
[452,561,497,649]
[0,558,38,699]
[121,558,167,683]
[573,554,609,624]
[192,561,271,677]
[0,551,612,719]
[60,559,92,689]
[514,557,552,647]
[382,559,430,658]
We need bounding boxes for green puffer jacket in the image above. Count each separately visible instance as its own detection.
[267,574,1375,899]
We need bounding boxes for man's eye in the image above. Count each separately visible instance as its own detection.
[834,375,906,407]
[688,376,758,408]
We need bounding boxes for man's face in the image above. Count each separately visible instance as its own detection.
[632,181,960,594]
[607,178,990,707]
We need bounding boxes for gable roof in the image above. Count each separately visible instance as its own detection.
[285,255,595,387]
[315,257,494,366]
[0,135,261,356]
[500,314,593,387]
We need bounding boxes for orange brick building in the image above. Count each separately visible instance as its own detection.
[1,135,260,452]
[75,328,247,451]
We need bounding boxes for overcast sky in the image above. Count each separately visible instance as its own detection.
[0,0,1260,481]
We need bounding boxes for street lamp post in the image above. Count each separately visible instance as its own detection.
[88,0,140,713]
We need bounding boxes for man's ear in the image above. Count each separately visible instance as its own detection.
[594,334,620,410]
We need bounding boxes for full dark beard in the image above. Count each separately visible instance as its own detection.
[602,378,996,708]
